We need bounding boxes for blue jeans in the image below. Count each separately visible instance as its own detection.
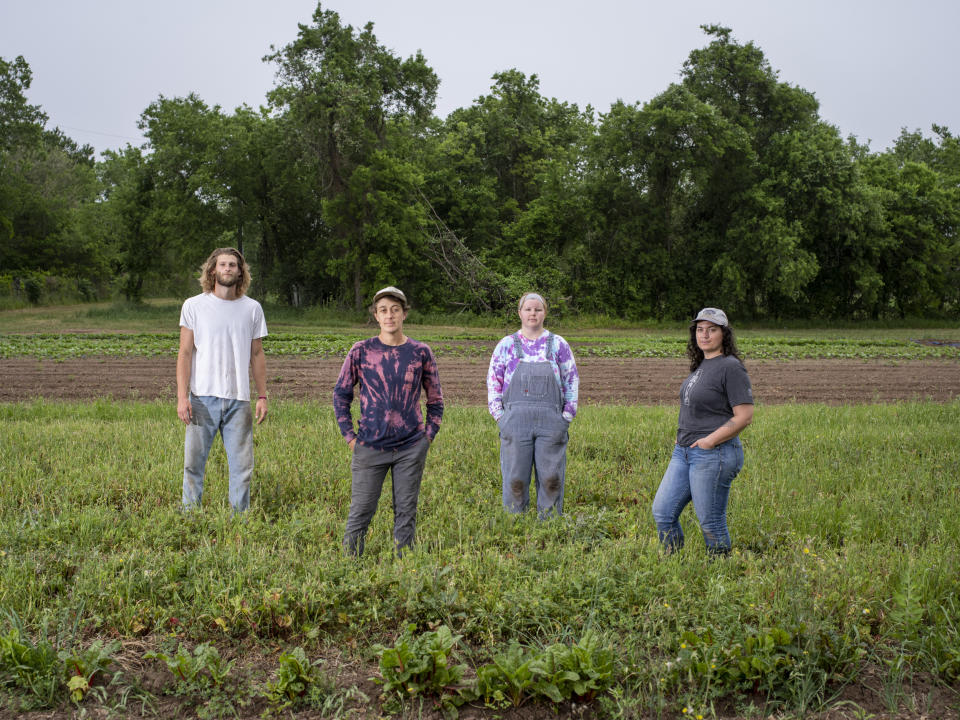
[183,394,254,512]
[651,438,744,554]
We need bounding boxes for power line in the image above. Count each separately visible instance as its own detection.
[55,125,143,142]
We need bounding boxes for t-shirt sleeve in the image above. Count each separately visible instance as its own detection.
[179,299,194,330]
[251,302,268,339]
[554,334,579,421]
[421,345,444,440]
[486,336,513,420]
[725,361,754,406]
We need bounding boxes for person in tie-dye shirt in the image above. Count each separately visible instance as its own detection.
[487,292,579,517]
[333,286,444,556]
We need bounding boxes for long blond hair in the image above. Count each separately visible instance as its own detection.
[199,247,251,296]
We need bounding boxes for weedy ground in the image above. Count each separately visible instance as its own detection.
[1,400,958,718]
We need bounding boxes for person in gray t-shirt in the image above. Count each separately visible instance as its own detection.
[651,308,754,555]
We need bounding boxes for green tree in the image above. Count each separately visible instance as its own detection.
[425,70,594,309]
[582,87,752,317]
[266,3,438,308]
[0,55,46,152]
[98,147,161,301]
[137,94,233,275]
[1,55,110,301]
[861,147,960,317]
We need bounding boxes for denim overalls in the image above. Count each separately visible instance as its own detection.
[498,333,569,517]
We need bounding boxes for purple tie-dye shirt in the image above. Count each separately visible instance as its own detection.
[486,330,579,422]
[333,337,444,451]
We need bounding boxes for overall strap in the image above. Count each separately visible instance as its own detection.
[512,332,524,358]
[546,331,555,361]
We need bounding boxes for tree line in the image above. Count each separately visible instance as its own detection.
[2,8,958,320]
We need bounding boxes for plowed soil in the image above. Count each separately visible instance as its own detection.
[2,356,958,404]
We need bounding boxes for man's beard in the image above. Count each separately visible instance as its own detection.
[216,272,239,287]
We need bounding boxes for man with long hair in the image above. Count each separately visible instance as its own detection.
[177,247,268,512]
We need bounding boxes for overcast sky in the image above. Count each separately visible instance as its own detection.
[2,0,957,156]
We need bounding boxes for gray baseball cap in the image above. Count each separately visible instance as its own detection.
[692,307,728,326]
[372,286,409,309]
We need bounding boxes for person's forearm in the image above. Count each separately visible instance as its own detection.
[176,351,192,400]
[251,349,267,397]
[702,417,747,446]
[696,405,753,448]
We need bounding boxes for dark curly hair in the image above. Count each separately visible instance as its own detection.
[687,322,743,371]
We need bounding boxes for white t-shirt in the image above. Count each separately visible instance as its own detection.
[179,293,268,401]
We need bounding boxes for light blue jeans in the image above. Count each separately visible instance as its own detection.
[651,438,744,554]
[183,394,254,512]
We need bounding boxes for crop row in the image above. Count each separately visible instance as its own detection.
[1,332,958,360]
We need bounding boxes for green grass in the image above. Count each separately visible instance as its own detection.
[1,400,959,716]
[2,331,959,361]
[2,299,959,362]
[0,297,959,339]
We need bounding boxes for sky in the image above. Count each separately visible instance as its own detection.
[2,0,958,156]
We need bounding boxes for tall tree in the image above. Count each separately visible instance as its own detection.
[1,55,109,300]
[266,4,438,308]
[0,55,46,152]
[583,88,753,317]
[861,142,960,317]
[138,94,232,272]
[98,147,161,301]
[425,70,594,308]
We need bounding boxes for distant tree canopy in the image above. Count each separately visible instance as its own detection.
[1,12,958,319]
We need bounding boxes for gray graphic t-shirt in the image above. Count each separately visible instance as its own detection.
[677,355,753,446]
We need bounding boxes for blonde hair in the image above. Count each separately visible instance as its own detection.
[517,292,548,313]
[199,247,251,296]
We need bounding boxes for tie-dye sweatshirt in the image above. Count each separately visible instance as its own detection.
[333,337,444,451]
[486,330,579,422]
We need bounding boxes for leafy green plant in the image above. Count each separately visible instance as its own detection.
[659,625,810,702]
[0,625,61,709]
[59,638,121,703]
[265,646,336,711]
[475,642,536,707]
[0,608,125,709]
[475,631,614,707]
[539,629,616,702]
[374,624,470,716]
[145,642,233,692]
[888,568,925,641]
[929,597,960,680]
[144,642,242,719]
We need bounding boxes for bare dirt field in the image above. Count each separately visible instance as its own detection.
[1,356,958,404]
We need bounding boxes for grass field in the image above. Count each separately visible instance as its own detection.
[1,301,959,717]
[1,399,959,717]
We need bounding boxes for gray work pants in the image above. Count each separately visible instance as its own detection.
[343,436,430,556]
